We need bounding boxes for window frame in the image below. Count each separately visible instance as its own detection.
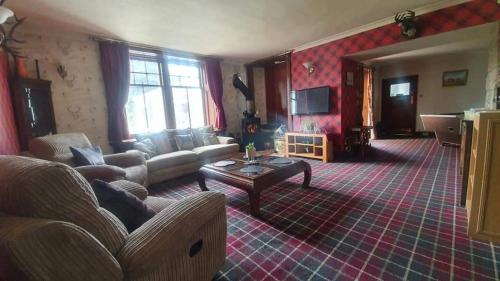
[127,50,169,135]
[166,56,208,129]
[126,48,210,134]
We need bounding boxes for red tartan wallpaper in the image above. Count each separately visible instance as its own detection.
[291,0,500,150]
[0,52,19,155]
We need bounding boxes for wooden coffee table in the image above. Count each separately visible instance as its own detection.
[198,155,311,217]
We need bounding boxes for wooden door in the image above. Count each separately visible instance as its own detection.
[381,75,418,134]
[265,60,288,125]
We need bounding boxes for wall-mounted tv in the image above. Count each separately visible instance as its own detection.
[291,86,330,115]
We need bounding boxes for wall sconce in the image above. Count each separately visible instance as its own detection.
[302,61,315,75]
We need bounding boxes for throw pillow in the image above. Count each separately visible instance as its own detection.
[91,180,156,232]
[136,131,173,154]
[133,138,157,159]
[200,133,220,146]
[70,146,105,166]
[192,125,214,147]
[174,134,195,150]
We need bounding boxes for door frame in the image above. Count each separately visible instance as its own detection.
[381,75,418,134]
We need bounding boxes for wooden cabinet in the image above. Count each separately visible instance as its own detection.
[10,78,56,150]
[285,132,333,163]
[466,111,500,242]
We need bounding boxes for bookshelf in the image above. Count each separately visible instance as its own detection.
[285,132,333,163]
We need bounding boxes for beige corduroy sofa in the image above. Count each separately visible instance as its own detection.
[0,156,227,281]
[29,133,148,185]
[133,127,239,185]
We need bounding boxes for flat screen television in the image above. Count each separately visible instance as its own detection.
[291,86,330,115]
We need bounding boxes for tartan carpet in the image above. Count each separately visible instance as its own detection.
[151,139,500,281]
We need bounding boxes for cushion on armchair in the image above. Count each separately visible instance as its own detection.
[91,180,156,232]
[70,146,105,166]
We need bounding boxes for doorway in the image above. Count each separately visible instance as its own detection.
[381,75,418,135]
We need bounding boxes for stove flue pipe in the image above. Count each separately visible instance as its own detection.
[232,74,255,115]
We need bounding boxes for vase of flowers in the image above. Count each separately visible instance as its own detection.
[245,142,256,163]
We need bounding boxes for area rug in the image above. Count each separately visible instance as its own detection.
[151,138,500,281]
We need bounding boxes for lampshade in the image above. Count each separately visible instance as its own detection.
[0,7,13,24]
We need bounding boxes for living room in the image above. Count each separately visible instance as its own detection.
[0,1,499,280]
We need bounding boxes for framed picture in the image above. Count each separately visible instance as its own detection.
[346,71,354,86]
[442,70,468,87]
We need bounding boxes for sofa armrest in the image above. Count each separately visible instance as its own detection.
[0,215,123,281]
[117,192,227,279]
[217,136,235,144]
[110,180,149,200]
[103,151,146,168]
[75,165,126,182]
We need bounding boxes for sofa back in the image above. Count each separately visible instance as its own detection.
[0,156,127,255]
[29,133,92,166]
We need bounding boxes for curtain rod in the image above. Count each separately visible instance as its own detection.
[89,35,223,62]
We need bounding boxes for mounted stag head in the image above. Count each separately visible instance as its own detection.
[0,0,26,57]
[394,10,418,39]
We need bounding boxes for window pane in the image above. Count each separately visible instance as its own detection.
[390,83,410,97]
[147,74,161,86]
[145,61,159,74]
[133,73,147,85]
[188,88,205,128]
[144,87,166,132]
[169,76,181,87]
[131,60,146,73]
[126,86,148,134]
[172,87,190,129]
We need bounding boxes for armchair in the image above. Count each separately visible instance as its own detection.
[29,133,147,185]
[0,156,227,281]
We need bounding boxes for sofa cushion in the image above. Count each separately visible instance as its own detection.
[165,128,191,151]
[70,146,105,166]
[147,150,198,172]
[174,134,195,150]
[192,144,239,161]
[136,131,173,154]
[91,180,156,233]
[191,125,214,147]
[133,138,158,159]
[200,133,220,146]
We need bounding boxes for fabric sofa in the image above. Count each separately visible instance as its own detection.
[29,133,148,185]
[134,127,239,185]
[0,156,227,281]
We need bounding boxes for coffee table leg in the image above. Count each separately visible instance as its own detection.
[302,162,312,188]
[248,191,261,217]
[197,173,209,191]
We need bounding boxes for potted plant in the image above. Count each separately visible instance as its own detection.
[245,142,256,162]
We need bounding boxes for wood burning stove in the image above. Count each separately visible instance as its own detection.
[233,74,263,150]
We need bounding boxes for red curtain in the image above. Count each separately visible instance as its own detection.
[99,42,130,145]
[202,59,226,130]
[0,51,19,155]
[362,67,374,127]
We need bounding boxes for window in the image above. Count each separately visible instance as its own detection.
[125,51,208,135]
[126,54,167,134]
[167,56,206,129]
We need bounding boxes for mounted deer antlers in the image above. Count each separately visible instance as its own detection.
[0,0,26,57]
[394,10,418,39]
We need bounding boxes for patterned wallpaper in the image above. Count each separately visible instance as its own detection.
[0,51,19,155]
[291,0,500,150]
[16,25,111,152]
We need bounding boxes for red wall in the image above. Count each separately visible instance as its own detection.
[0,52,19,155]
[291,0,500,150]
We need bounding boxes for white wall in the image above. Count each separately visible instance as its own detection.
[373,50,488,131]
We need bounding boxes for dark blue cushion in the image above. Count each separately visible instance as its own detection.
[70,146,105,166]
[91,180,156,232]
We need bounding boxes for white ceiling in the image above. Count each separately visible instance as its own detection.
[346,23,494,65]
[7,0,466,62]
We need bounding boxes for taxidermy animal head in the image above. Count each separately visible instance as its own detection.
[394,10,418,39]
